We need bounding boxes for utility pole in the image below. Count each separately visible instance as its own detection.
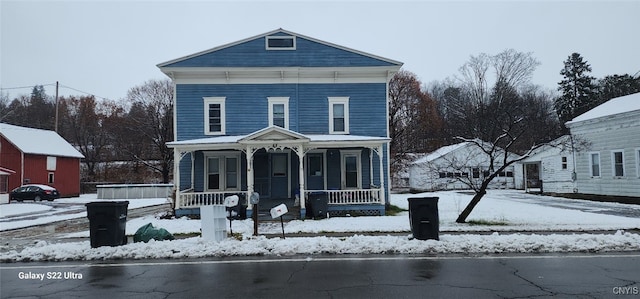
[54,81,59,133]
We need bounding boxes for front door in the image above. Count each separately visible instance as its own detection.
[524,163,541,189]
[271,153,289,199]
[253,153,270,198]
[306,152,324,190]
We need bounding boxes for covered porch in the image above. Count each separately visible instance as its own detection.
[168,126,389,218]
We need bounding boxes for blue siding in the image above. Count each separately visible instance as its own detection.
[166,33,396,68]
[176,83,387,141]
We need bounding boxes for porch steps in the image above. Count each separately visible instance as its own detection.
[256,199,302,221]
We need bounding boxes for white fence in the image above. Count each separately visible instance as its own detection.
[97,184,173,200]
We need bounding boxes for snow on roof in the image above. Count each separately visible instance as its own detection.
[412,142,468,164]
[167,130,389,148]
[0,123,84,158]
[567,92,640,124]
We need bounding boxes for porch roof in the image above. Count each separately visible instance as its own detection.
[167,127,389,151]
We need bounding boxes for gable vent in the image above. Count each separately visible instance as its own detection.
[266,35,296,50]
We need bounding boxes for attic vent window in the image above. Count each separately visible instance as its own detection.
[266,36,296,50]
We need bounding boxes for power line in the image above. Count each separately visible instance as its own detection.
[0,83,56,91]
[1,83,112,101]
[58,84,111,101]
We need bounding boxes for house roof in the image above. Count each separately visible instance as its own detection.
[411,142,469,164]
[157,28,403,68]
[0,166,16,176]
[0,123,85,158]
[566,92,640,125]
[167,126,389,150]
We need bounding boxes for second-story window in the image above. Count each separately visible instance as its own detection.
[328,97,349,134]
[268,97,289,129]
[204,97,226,135]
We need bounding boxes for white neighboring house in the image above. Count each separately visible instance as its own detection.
[565,92,640,198]
[516,135,576,194]
[409,141,521,192]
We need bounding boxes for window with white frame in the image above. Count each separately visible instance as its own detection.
[268,97,289,129]
[204,97,226,135]
[266,35,296,50]
[561,156,568,169]
[205,153,240,191]
[636,149,640,178]
[328,97,349,134]
[0,175,7,193]
[341,150,361,189]
[612,150,624,177]
[47,156,56,171]
[589,152,600,177]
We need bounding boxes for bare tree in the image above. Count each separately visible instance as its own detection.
[59,96,112,182]
[440,49,561,223]
[123,79,174,183]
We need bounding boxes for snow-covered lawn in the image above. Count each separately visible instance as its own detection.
[1,190,639,262]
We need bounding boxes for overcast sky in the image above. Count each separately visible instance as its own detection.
[1,0,639,102]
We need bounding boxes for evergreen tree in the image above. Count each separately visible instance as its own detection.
[596,74,640,104]
[554,53,597,123]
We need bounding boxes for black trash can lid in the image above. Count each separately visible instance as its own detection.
[86,201,130,207]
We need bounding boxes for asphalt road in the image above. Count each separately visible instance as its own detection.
[2,253,639,298]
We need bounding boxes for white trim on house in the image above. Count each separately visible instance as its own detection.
[203,97,226,135]
[267,97,289,129]
[162,66,397,85]
[328,97,349,134]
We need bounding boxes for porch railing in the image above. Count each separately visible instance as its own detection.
[178,191,246,209]
[178,189,382,209]
[305,189,382,205]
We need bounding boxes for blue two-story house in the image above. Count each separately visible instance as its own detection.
[158,29,402,218]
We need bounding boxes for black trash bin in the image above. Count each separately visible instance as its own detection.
[225,193,247,220]
[307,192,328,219]
[408,197,439,240]
[86,201,129,248]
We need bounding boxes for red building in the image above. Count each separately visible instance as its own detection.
[0,123,84,198]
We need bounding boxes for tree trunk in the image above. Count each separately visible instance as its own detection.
[455,189,486,223]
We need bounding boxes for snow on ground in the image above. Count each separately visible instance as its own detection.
[0,195,169,231]
[1,190,640,262]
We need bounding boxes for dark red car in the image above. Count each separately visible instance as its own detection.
[10,184,60,202]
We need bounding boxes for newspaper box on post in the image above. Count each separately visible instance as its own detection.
[224,195,240,234]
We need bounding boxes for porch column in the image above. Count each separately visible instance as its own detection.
[173,149,181,210]
[190,151,195,190]
[246,145,255,214]
[378,144,385,205]
[297,144,306,218]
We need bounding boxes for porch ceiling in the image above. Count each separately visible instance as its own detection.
[167,126,389,152]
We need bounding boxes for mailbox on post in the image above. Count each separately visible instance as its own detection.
[270,203,288,238]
